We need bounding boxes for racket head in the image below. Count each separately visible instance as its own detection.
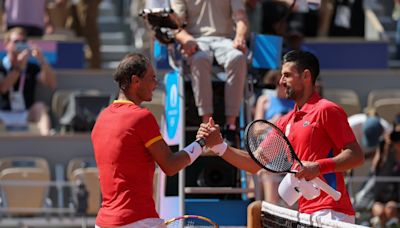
[244,119,301,173]
[164,215,219,227]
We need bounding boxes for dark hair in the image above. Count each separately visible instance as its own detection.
[113,53,150,91]
[282,50,320,84]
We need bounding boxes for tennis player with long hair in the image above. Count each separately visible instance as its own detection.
[91,53,205,228]
[197,50,364,224]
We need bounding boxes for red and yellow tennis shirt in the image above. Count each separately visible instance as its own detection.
[91,100,163,226]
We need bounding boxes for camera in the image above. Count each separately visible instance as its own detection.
[15,42,31,53]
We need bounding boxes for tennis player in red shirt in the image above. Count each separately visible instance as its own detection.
[197,50,364,224]
[92,53,204,228]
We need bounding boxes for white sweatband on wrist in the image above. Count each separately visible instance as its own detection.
[211,142,228,156]
[183,141,203,164]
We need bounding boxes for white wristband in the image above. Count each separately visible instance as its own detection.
[183,141,203,164]
[211,142,228,156]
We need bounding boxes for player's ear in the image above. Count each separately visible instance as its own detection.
[303,69,312,82]
[131,75,140,84]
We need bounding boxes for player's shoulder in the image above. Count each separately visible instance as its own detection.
[317,98,344,111]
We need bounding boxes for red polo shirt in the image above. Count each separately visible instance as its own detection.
[92,101,162,226]
[275,92,356,216]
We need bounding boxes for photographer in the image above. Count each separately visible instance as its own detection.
[0,27,56,135]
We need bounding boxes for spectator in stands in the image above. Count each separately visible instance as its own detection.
[171,0,248,147]
[384,201,400,227]
[0,27,56,135]
[197,50,364,223]
[92,53,205,228]
[348,110,392,193]
[2,0,54,36]
[329,0,365,37]
[348,109,392,158]
[370,200,400,227]
[370,201,386,228]
[354,115,400,214]
[371,122,400,204]
[56,0,101,69]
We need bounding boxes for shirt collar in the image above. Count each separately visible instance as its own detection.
[294,92,321,114]
[113,100,134,104]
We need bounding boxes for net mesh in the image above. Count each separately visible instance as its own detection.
[246,120,294,172]
[261,202,368,228]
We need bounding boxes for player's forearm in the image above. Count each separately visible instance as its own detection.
[161,151,192,176]
[221,147,261,174]
[331,142,365,172]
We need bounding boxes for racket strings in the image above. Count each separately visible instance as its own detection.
[248,122,294,172]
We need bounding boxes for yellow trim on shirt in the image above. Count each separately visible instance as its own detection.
[113,100,134,104]
[145,135,163,148]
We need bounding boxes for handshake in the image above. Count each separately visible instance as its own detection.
[195,117,228,156]
[182,117,228,165]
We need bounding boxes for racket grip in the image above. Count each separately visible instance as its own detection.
[311,177,341,201]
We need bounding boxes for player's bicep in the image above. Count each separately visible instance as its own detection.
[147,138,172,166]
[322,105,356,149]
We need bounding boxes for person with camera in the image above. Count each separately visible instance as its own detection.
[0,27,56,135]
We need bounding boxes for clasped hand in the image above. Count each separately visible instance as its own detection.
[196,117,224,150]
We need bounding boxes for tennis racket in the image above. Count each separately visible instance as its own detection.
[164,215,219,227]
[244,119,341,201]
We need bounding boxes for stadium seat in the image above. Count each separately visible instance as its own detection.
[67,158,100,215]
[324,88,361,116]
[367,89,400,108]
[69,167,101,215]
[373,98,400,123]
[51,89,76,121]
[66,157,97,181]
[0,157,50,216]
[0,156,50,175]
[58,90,112,132]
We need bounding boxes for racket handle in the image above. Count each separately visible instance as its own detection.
[311,177,341,201]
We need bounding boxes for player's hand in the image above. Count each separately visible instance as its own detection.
[294,161,320,181]
[196,117,223,147]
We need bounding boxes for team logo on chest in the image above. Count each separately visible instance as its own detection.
[303,121,310,127]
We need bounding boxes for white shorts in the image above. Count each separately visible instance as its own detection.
[311,209,355,224]
[95,218,166,228]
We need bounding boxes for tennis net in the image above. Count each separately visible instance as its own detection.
[261,201,368,228]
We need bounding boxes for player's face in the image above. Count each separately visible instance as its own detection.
[137,64,158,102]
[280,62,305,101]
